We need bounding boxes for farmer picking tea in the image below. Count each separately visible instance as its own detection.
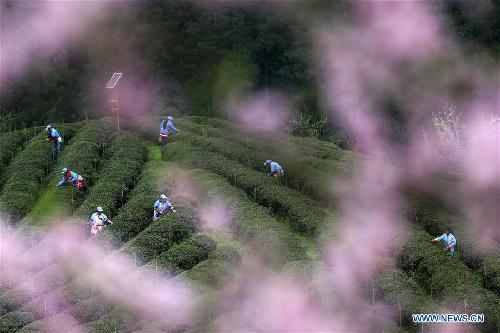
[90,206,112,236]
[57,167,85,191]
[153,193,176,221]
[264,160,285,178]
[158,116,180,145]
[45,124,63,153]
[432,227,457,255]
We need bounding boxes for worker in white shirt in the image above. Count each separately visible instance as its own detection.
[153,194,176,221]
[90,206,112,236]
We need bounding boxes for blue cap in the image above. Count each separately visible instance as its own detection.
[62,168,68,173]
[96,206,103,212]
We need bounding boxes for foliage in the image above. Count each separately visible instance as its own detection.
[96,194,154,250]
[75,131,147,219]
[287,111,327,138]
[0,125,78,218]
[0,54,88,130]
[0,263,71,325]
[1,2,319,129]
[151,233,216,274]
[6,202,202,331]
[413,198,500,294]
[483,255,500,295]
[163,141,330,236]
[373,269,439,328]
[119,206,198,265]
[7,279,93,330]
[25,121,114,222]
[398,226,500,332]
[94,160,174,249]
[16,313,81,333]
[6,226,210,331]
[443,1,500,57]
[190,169,308,265]
[0,310,35,333]
[0,129,34,187]
[3,115,499,332]
[87,234,217,333]
[137,245,242,333]
[87,306,140,333]
[182,116,346,161]
[172,128,346,205]
[180,259,232,290]
[67,295,114,324]
[54,121,114,185]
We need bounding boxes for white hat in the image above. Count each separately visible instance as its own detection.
[62,168,68,173]
[96,206,104,212]
[167,116,173,120]
[264,160,272,165]
[160,194,167,199]
[46,124,52,131]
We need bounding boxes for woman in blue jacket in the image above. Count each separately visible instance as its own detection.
[159,116,180,145]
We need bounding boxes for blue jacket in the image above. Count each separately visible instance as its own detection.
[270,162,284,174]
[58,171,78,186]
[48,128,60,139]
[160,120,179,135]
[436,233,457,248]
[154,199,172,214]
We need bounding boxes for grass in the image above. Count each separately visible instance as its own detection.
[27,188,66,222]
[147,144,162,161]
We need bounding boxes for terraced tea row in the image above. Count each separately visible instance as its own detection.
[163,141,331,236]
[0,125,80,219]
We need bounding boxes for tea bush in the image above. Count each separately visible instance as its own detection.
[95,160,176,250]
[172,132,336,204]
[413,198,500,294]
[119,205,198,265]
[24,121,114,222]
[190,169,308,264]
[398,226,500,332]
[163,142,330,236]
[151,233,216,274]
[374,269,439,328]
[86,234,218,333]
[0,129,35,189]
[75,132,147,219]
[0,131,71,218]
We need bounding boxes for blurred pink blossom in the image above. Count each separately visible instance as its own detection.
[1,222,194,328]
[55,224,195,323]
[1,0,115,91]
[357,1,444,63]
[199,199,232,230]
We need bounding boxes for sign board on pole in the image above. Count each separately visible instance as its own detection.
[106,73,123,131]
[106,73,122,89]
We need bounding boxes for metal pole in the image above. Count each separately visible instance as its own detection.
[115,87,120,132]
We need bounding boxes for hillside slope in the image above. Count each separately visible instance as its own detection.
[0,117,498,333]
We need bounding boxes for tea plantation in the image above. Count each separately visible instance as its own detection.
[0,117,498,333]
